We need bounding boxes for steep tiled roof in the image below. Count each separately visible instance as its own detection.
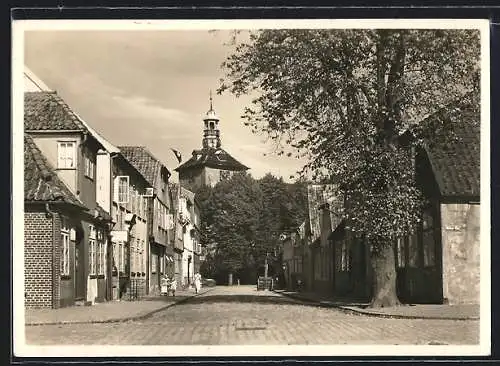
[426,123,480,198]
[307,184,343,244]
[118,146,169,187]
[175,147,249,172]
[424,99,480,198]
[24,134,86,208]
[24,91,87,131]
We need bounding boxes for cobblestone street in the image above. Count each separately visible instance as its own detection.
[25,286,479,345]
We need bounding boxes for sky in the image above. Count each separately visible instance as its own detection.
[24,30,306,182]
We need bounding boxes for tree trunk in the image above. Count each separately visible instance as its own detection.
[369,241,400,308]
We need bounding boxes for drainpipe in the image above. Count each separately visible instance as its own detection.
[77,132,89,198]
[45,203,59,309]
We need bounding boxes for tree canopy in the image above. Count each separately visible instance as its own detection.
[194,172,307,283]
[218,28,480,305]
[219,28,480,243]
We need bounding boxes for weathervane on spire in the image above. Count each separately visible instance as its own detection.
[209,89,213,111]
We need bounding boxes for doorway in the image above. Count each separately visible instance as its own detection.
[74,238,85,300]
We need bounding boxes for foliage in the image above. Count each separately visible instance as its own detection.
[219,29,480,243]
[193,172,308,279]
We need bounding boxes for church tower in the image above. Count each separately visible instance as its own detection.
[202,92,221,149]
[175,93,249,190]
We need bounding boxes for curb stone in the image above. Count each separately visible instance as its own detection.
[274,290,479,321]
[26,287,215,326]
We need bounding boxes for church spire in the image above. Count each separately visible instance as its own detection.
[202,91,221,149]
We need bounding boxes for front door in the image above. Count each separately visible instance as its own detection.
[75,239,85,299]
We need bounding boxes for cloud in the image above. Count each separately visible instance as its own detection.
[23,29,306,182]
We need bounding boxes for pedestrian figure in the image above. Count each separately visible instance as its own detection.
[194,272,202,294]
[169,276,177,297]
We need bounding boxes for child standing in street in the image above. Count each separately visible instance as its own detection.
[170,276,177,297]
[194,272,202,294]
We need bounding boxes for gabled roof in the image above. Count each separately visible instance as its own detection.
[24,91,87,131]
[175,147,249,172]
[24,134,86,208]
[307,184,343,244]
[24,67,52,92]
[425,123,480,199]
[78,118,120,154]
[423,98,480,199]
[118,146,170,188]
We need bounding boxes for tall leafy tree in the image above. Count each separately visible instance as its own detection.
[219,29,480,306]
[204,172,263,281]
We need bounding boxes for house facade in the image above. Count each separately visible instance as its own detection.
[169,183,184,286]
[179,187,199,286]
[118,146,175,295]
[24,88,112,308]
[108,153,152,300]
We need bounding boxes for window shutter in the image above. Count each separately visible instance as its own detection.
[113,176,119,203]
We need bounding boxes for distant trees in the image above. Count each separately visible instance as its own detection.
[194,172,307,284]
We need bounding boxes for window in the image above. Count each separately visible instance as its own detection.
[396,237,406,268]
[57,141,76,169]
[220,170,230,181]
[137,238,142,273]
[130,187,139,213]
[97,230,106,275]
[89,225,96,275]
[116,176,129,204]
[160,255,164,274]
[84,153,95,179]
[118,242,125,273]
[422,210,436,267]
[408,233,419,267]
[60,217,70,276]
[138,194,143,218]
[340,240,350,272]
[130,237,135,273]
[141,239,145,273]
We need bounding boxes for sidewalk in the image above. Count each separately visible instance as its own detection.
[275,289,479,321]
[25,287,213,326]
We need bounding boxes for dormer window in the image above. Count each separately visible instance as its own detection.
[57,141,76,169]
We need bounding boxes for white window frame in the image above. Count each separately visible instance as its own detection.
[136,238,141,273]
[60,217,70,276]
[57,141,76,169]
[84,152,95,179]
[118,242,125,273]
[89,225,97,276]
[116,176,130,204]
[151,252,158,274]
[97,230,106,275]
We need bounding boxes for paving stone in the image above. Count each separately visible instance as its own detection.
[25,285,479,345]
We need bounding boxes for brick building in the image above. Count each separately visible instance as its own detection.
[24,132,111,308]
[24,76,113,307]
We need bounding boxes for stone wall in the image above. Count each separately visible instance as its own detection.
[441,203,480,304]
